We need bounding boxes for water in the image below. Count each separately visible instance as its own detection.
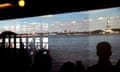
[89,34,120,66]
[48,34,120,71]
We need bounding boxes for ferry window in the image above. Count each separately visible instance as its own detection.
[5,38,9,48]
[16,38,20,49]
[5,38,9,43]
[28,38,33,42]
[28,37,34,49]
[43,37,48,49]
[22,38,26,48]
[35,37,40,50]
[16,43,20,49]
[0,39,2,43]
[0,39,3,47]
[11,38,14,42]
[35,37,40,42]
[10,38,14,48]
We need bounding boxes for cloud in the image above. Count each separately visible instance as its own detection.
[97,17,105,20]
[71,21,77,24]
[31,22,40,25]
[23,21,27,23]
[111,16,120,19]
[88,19,94,21]
[55,22,60,24]
[41,15,54,18]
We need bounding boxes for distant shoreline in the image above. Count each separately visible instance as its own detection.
[16,33,120,37]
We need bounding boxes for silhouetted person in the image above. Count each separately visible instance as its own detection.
[0,31,17,71]
[59,62,76,72]
[32,49,52,72]
[87,41,115,72]
[17,39,31,72]
[75,61,85,72]
[116,59,120,72]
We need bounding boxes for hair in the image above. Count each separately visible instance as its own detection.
[96,41,112,57]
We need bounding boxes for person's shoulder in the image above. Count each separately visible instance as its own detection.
[87,64,115,72]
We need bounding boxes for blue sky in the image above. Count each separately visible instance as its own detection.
[0,7,120,33]
[89,7,120,19]
[0,11,88,25]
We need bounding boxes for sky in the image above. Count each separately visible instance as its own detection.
[89,7,120,31]
[0,7,120,33]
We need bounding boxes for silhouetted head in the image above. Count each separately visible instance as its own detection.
[96,41,112,60]
[59,62,75,72]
